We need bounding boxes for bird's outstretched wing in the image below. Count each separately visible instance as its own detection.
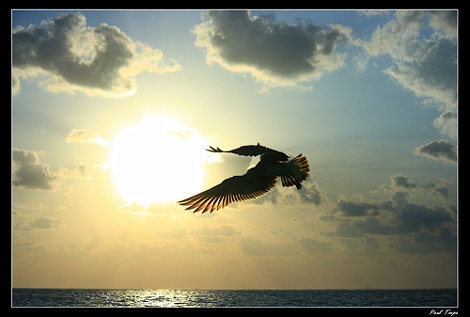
[178,175,277,213]
[207,143,289,161]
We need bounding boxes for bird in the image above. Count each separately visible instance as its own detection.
[178,143,310,213]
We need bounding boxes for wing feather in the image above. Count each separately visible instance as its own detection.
[178,175,278,213]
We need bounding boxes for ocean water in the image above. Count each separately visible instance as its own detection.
[12,288,457,308]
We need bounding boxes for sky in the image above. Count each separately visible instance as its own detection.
[12,9,458,290]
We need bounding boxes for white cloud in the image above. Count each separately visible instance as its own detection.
[56,162,92,180]
[359,11,458,163]
[433,111,457,140]
[12,12,181,97]
[429,11,458,37]
[363,11,457,111]
[66,129,112,146]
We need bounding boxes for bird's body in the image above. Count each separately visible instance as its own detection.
[178,143,310,213]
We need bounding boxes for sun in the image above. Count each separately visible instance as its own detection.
[110,114,220,206]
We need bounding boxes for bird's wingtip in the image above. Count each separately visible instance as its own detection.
[206,146,224,153]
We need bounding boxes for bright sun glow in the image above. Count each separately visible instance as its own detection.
[110,114,220,206]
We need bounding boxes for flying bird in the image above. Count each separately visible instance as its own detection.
[178,143,310,213]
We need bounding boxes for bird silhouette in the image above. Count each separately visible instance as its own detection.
[178,143,310,213]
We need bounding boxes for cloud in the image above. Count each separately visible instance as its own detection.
[12,12,181,97]
[55,162,91,180]
[398,203,454,234]
[13,202,48,215]
[392,228,456,254]
[360,10,457,145]
[333,199,392,217]
[358,10,391,17]
[378,174,451,201]
[193,10,348,89]
[429,11,457,37]
[390,174,417,190]
[328,196,455,250]
[433,111,457,139]
[30,217,62,230]
[66,129,112,146]
[12,149,56,191]
[12,149,92,191]
[250,177,327,208]
[364,11,457,110]
[413,140,457,164]
[324,174,456,253]
[363,11,426,61]
[425,182,450,199]
[383,47,457,111]
[359,11,458,168]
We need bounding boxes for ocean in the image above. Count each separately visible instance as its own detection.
[12,288,457,307]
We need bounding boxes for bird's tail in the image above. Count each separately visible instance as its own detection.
[280,154,310,190]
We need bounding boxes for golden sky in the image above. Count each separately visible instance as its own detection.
[12,10,457,289]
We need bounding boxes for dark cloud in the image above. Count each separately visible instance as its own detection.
[425,182,450,199]
[390,174,417,190]
[297,179,325,206]
[12,12,180,96]
[333,200,381,217]
[413,140,457,164]
[391,228,456,254]
[12,149,91,190]
[14,13,131,90]
[325,183,456,253]
[330,217,399,238]
[380,174,451,201]
[383,36,457,109]
[12,149,56,191]
[193,10,348,88]
[398,203,454,234]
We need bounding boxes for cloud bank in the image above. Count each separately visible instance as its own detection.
[325,173,456,254]
[12,12,181,96]
[193,10,349,90]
